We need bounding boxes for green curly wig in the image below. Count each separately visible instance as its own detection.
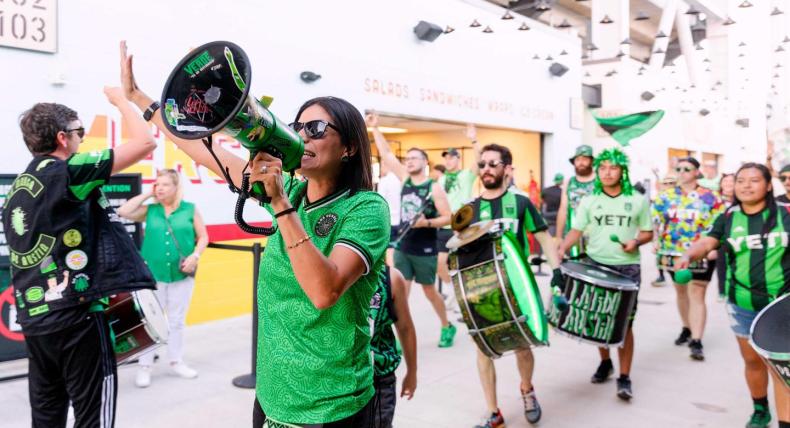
[593,147,633,196]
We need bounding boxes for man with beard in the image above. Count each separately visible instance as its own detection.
[557,147,653,401]
[466,144,562,428]
[368,113,457,347]
[556,145,595,258]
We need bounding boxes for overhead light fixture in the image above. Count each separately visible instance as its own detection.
[771,7,784,16]
[704,58,711,63]
[300,71,322,83]
[654,47,666,54]
[587,43,599,51]
[777,63,783,68]
[443,26,455,34]
[635,11,650,21]
[549,63,569,77]
[738,53,745,57]
[774,73,780,78]
[616,50,626,58]
[470,19,481,28]
[739,41,747,47]
[560,49,568,55]
[533,54,540,60]
[686,5,701,15]
[414,21,444,42]
[783,36,790,43]
[777,45,785,52]
[545,54,553,60]
[557,19,572,28]
[699,108,710,116]
[519,22,531,31]
[501,10,514,20]
[656,30,667,38]
[738,1,753,8]
[723,16,736,25]
[367,126,408,134]
[667,60,676,66]
[600,15,614,24]
[705,67,711,72]
[639,66,646,72]
[621,38,632,45]
[535,0,551,12]
[482,26,493,33]
[582,52,589,59]
[584,71,591,77]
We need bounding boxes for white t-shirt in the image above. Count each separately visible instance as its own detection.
[378,172,402,225]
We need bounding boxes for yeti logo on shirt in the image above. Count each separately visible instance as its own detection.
[727,232,789,252]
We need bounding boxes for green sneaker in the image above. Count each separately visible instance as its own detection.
[439,323,457,348]
[746,406,771,428]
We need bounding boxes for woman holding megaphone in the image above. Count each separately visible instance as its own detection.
[678,163,790,428]
[119,41,390,427]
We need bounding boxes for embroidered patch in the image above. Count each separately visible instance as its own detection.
[314,213,338,237]
[65,250,88,271]
[624,202,633,212]
[11,207,28,236]
[25,286,45,304]
[72,273,90,292]
[63,229,82,247]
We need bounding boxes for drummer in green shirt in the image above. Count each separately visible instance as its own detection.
[557,147,653,402]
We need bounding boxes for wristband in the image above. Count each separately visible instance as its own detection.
[143,101,160,121]
[275,207,297,218]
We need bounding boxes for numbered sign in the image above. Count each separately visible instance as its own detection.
[0,0,57,53]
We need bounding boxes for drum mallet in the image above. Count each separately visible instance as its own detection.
[609,234,626,248]
[552,287,569,312]
[673,269,693,285]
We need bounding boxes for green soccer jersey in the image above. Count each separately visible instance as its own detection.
[565,176,595,232]
[469,189,548,251]
[256,176,390,424]
[439,169,476,212]
[707,205,790,311]
[572,192,652,266]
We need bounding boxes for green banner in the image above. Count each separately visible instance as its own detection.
[593,110,665,146]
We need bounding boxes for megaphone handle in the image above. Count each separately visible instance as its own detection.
[235,173,278,236]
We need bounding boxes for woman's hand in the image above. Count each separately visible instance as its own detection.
[180,254,199,274]
[119,40,141,102]
[401,370,416,400]
[249,152,288,210]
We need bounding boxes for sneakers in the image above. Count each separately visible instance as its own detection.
[689,339,705,361]
[590,359,613,384]
[135,366,152,388]
[170,362,198,379]
[616,375,633,401]
[474,409,505,428]
[746,406,771,428]
[651,276,666,287]
[675,327,691,346]
[439,323,457,348]
[521,387,542,424]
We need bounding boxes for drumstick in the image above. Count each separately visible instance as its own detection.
[609,234,626,248]
[551,286,569,312]
[674,269,693,285]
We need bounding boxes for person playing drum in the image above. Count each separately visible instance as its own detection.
[465,144,562,428]
[651,156,725,360]
[678,163,790,428]
[557,147,653,401]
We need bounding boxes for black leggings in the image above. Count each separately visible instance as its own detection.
[253,396,375,428]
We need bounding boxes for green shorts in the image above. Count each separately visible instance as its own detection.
[394,250,437,285]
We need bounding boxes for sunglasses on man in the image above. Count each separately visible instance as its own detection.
[477,160,505,169]
[780,175,790,182]
[675,166,695,173]
[64,127,85,139]
[288,120,340,139]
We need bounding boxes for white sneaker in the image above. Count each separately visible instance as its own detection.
[170,362,198,379]
[135,366,152,388]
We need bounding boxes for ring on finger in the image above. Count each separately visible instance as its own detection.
[260,165,268,174]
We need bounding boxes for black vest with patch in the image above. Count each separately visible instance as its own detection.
[2,156,154,330]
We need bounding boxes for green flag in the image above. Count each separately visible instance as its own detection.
[592,110,665,146]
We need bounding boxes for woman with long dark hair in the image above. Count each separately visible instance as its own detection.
[119,43,389,427]
[680,163,790,428]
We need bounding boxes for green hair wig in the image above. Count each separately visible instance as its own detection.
[593,147,633,196]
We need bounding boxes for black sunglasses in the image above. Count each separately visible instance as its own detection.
[288,120,340,139]
[781,175,790,182]
[675,166,695,173]
[64,127,85,139]
[477,160,505,169]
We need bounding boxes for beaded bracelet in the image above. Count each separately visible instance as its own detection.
[287,235,311,250]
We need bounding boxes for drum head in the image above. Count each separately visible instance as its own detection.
[133,290,169,342]
[160,41,252,139]
[751,294,790,357]
[560,261,638,290]
[447,221,494,250]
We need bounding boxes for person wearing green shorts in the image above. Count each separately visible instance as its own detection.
[680,163,790,428]
[558,147,653,402]
[369,112,457,348]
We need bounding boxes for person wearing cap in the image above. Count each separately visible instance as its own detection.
[775,165,790,204]
[540,173,564,236]
[651,156,725,361]
[556,144,595,258]
[698,159,721,191]
[436,124,482,305]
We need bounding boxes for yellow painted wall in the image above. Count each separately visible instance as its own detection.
[380,128,543,193]
[185,238,265,325]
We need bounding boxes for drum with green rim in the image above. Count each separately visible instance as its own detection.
[449,229,548,359]
[750,293,790,392]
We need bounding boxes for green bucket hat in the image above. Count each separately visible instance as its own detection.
[569,144,594,164]
[553,173,565,183]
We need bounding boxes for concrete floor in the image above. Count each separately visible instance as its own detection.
[0,253,775,427]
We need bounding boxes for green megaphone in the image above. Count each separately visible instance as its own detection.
[160,41,304,235]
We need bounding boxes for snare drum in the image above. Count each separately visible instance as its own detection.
[749,294,790,392]
[658,254,708,273]
[105,289,168,364]
[449,222,548,359]
[547,261,639,347]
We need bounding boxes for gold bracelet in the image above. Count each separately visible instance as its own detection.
[287,235,311,250]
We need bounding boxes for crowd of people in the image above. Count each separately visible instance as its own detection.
[3,41,790,428]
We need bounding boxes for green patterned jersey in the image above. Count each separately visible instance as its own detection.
[469,189,548,251]
[565,176,595,232]
[707,205,790,311]
[370,266,400,377]
[256,176,390,424]
[439,169,476,212]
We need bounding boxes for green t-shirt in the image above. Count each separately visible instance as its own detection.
[256,177,390,424]
[140,202,196,282]
[707,205,790,311]
[439,169,476,212]
[572,192,652,266]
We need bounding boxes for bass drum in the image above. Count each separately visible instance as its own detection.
[449,222,548,359]
[106,289,168,364]
[750,293,790,392]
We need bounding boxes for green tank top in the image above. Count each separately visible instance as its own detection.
[140,202,196,282]
[565,177,595,258]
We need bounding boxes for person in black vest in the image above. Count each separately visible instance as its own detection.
[3,83,157,426]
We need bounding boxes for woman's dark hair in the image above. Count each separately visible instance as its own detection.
[19,103,79,155]
[481,144,513,165]
[294,97,372,195]
[732,163,776,236]
[433,164,446,173]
